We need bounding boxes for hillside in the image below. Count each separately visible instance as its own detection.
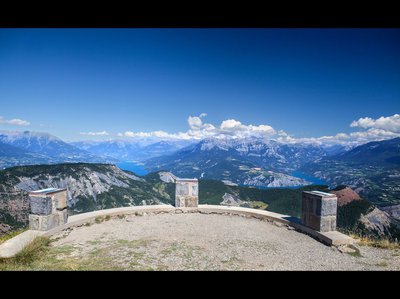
[334,137,400,166]
[143,138,333,187]
[1,163,399,241]
[301,137,400,207]
[330,186,361,207]
[0,163,177,235]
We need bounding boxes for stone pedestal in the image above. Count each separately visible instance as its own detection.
[302,191,337,232]
[175,179,198,208]
[28,188,68,231]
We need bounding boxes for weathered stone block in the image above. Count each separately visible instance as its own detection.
[175,179,198,208]
[302,191,338,232]
[29,214,40,230]
[29,214,59,231]
[302,214,320,230]
[30,196,52,215]
[56,209,68,225]
[319,198,337,216]
[176,183,189,196]
[185,196,198,207]
[320,216,337,232]
[51,191,67,211]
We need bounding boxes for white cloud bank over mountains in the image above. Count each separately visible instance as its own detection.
[80,131,110,136]
[117,113,278,141]
[100,113,400,146]
[350,114,400,133]
[0,116,30,126]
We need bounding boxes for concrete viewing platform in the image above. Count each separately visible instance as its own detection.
[0,230,45,258]
[0,204,354,259]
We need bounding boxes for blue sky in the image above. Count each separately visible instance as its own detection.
[0,28,399,143]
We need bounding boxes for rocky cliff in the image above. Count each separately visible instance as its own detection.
[0,163,177,234]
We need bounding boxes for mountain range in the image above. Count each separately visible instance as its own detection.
[1,163,399,241]
[71,139,193,162]
[1,130,399,210]
[143,138,345,188]
[301,137,400,207]
[0,131,116,168]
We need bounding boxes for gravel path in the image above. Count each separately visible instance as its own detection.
[50,212,400,270]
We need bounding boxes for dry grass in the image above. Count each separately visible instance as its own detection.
[350,234,400,250]
[0,237,51,270]
[249,201,268,210]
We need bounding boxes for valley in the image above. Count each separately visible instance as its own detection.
[1,163,399,242]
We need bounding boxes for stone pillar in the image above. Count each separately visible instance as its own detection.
[29,188,68,231]
[302,191,337,232]
[175,179,198,208]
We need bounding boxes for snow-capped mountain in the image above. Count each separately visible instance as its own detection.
[71,139,194,161]
[0,131,114,168]
[147,137,331,171]
[143,137,339,187]
[70,140,143,161]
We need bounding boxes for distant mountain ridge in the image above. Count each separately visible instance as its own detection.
[301,137,400,207]
[71,139,193,162]
[333,137,400,166]
[143,137,344,188]
[0,131,115,168]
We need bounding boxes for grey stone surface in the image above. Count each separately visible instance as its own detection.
[176,183,188,196]
[302,191,338,232]
[319,198,337,216]
[320,216,337,232]
[29,214,40,230]
[30,196,52,215]
[56,209,68,225]
[28,189,69,231]
[29,213,59,231]
[175,179,198,208]
[29,189,67,215]
[52,191,67,211]
[184,197,198,207]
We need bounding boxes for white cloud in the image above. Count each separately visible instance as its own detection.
[116,113,400,146]
[218,119,276,138]
[350,114,400,133]
[80,131,109,136]
[118,114,279,141]
[278,114,400,146]
[0,116,30,126]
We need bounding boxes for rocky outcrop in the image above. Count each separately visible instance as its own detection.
[330,187,361,207]
[242,171,310,188]
[13,165,145,207]
[159,171,177,183]
[0,164,178,235]
[221,192,243,206]
[380,204,400,220]
[0,191,29,233]
[0,223,12,235]
[360,208,392,235]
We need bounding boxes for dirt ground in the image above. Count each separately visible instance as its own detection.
[37,212,400,270]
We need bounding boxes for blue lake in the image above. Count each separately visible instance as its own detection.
[116,162,327,188]
[117,162,149,176]
[250,171,328,190]
[291,171,328,186]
